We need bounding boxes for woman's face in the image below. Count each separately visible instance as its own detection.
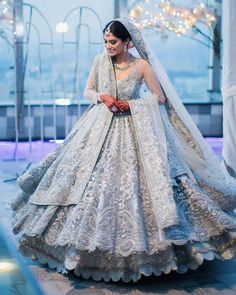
[103,32,127,57]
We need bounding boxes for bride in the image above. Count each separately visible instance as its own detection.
[12,18,236,282]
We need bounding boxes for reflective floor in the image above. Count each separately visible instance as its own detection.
[0,229,44,295]
[1,139,236,295]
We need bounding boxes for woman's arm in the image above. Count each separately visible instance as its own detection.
[139,59,166,104]
[84,55,103,103]
[84,55,119,111]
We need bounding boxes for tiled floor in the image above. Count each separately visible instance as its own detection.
[1,139,236,295]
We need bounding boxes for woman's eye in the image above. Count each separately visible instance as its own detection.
[103,40,117,45]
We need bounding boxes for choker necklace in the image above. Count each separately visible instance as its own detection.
[112,57,131,71]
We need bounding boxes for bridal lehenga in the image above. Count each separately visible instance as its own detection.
[12,18,236,282]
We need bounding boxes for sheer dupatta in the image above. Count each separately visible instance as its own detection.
[19,18,236,228]
[114,18,236,196]
[83,17,236,225]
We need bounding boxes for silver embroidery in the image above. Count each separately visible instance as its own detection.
[12,54,236,283]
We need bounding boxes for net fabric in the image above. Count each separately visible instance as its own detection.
[115,17,236,195]
[84,55,101,104]
[11,18,236,283]
[84,22,166,105]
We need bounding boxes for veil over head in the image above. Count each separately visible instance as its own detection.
[113,17,236,194]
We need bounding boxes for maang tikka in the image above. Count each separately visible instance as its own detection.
[105,22,113,36]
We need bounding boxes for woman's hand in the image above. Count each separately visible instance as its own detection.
[100,94,119,112]
[116,101,129,112]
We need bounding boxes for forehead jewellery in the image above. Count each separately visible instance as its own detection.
[105,22,113,36]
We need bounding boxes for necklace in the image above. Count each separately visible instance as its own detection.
[112,57,131,71]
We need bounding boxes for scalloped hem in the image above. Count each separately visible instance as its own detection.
[23,248,233,283]
[18,237,236,283]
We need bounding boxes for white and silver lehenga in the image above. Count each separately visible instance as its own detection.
[12,18,236,282]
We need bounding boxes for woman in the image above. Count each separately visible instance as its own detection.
[12,18,236,282]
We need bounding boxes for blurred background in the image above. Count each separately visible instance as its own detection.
[0,0,222,141]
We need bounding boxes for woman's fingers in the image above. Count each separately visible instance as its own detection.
[116,101,129,111]
[104,100,129,112]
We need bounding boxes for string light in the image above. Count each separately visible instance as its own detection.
[0,0,13,24]
[56,22,68,33]
[0,0,14,47]
[129,0,216,37]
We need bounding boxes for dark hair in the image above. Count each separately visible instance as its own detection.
[103,21,131,41]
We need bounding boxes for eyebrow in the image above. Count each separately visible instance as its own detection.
[103,39,118,41]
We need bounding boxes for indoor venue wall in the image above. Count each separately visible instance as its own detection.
[0,102,222,141]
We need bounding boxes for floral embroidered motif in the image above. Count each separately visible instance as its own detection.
[12,18,236,283]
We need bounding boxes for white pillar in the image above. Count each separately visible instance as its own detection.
[222,0,236,177]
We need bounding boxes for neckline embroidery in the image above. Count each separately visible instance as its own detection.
[116,59,140,83]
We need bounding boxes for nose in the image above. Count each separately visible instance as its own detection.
[106,43,112,49]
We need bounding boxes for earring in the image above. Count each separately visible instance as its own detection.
[124,44,128,52]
